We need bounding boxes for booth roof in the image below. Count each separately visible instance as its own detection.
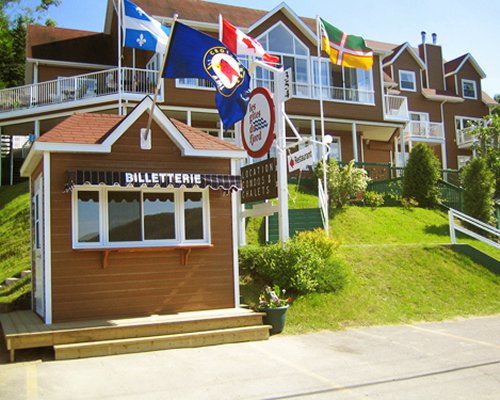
[36,112,243,152]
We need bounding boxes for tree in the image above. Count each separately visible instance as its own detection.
[468,114,500,199]
[0,0,61,88]
[402,143,441,207]
[461,157,495,226]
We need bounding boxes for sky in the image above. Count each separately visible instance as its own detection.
[9,0,500,97]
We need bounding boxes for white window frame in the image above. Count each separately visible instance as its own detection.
[256,21,311,98]
[72,186,211,249]
[399,70,417,92]
[461,79,477,99]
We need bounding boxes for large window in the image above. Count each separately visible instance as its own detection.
[256,22,310,97]
[72,188,210,248]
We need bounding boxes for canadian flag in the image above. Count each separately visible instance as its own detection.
[221,17,280,66]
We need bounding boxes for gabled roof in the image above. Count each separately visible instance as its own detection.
[37,113,124,144]
[21,97,246,177]
[383,42,426,70]
[444,53,486,79]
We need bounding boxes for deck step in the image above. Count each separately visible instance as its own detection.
[3,277,19,287]
[54,325,271,360]
[20,270,31,278]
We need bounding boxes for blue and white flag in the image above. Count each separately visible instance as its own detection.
[163,22,251,128]
[122,0,170,53]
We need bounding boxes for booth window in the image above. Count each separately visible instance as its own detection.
[72,188,210,248]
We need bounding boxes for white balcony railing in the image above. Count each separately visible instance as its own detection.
[405,121,444,141]
[456,126,478,148]
[0,67,159,114]
[384,95,409,121]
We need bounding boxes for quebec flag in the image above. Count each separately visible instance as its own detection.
[163,22,251,129]
[122,0,170,53]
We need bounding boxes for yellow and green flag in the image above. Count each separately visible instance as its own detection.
[319,18,373,70]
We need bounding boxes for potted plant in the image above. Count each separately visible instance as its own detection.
[258,285,291,334]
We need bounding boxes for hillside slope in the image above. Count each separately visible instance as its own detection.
[0,182,31,304]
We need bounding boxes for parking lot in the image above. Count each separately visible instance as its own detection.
[1,315,499,399]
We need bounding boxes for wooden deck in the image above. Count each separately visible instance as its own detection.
[0,308,270,362]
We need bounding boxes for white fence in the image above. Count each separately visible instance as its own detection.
[448,208,500,250]
[405,121,444,140]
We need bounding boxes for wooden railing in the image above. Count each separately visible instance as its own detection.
[0,67,160,114]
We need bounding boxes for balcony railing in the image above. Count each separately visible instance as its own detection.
[384,95,409,121]
[404,121,444,141]
[0,67,159,114]
[456,126,478,148]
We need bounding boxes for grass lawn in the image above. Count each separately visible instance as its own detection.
[0,182,31,304]
[285,245,499,334]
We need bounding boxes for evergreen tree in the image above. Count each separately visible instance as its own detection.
[461,157,495,225]
[402,143,441,207]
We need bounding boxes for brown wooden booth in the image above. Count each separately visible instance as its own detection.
[20,97,246,324]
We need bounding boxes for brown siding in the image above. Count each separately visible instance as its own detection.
[442,60,488,169]
[419,44,445,91]
[393,50,441,121]
[47,116,236,322]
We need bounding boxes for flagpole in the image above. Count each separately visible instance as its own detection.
[144,15,178,143]
[117,0,123,116]
[316,16,329,236]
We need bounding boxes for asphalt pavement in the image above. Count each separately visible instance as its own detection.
[0,315,499,399]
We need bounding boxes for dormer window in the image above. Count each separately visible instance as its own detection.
[399,70,416,92]
[462,79,477,99]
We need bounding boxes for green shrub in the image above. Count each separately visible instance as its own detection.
[461,157,495,225]
[364,191,384,207]
[239,229,346,294]
[402,143,441,207]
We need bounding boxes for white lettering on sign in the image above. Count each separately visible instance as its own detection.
[287,145,314,172]
[283,68,292,101]
[124,172,203,186]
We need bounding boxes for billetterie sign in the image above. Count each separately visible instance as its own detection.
[124,172,202,186]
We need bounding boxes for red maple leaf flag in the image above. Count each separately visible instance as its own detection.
[221,17,280,66]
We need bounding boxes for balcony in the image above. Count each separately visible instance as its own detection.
[384,95,409,122]
[404,121,445,141]
[456,126,478,148]
[0,67,160,118]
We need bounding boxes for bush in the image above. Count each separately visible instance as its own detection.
[315,159,370,208]
[364,191,384,207]
[239,229,346,294]
[402,143,441,207]
[461,157,495,225]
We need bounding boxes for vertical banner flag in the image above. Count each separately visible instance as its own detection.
[221,18,280,66]
[122,0,170,53]
[163,22,251,128]
[319,17,373,70]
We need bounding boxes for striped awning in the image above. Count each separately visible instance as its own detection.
[64,170,241,192]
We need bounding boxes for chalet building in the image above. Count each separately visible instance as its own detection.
[0,0,497,327]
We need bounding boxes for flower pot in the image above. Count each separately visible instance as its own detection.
[261,305,288,334]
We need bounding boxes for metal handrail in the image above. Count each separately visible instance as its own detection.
[448,208,500,250]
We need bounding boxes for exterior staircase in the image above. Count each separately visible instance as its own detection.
[0,308,271,362]
[267,208,324,243]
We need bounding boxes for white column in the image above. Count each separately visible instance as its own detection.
[360,134,365,163]
[400,128,407,166]
[394,135,399,166]
[43,152,52,324]
[186,110,192,126]
[34,120,40,139]
[441,142,448,170]
[351,122,359,162]
[9,135,14,185]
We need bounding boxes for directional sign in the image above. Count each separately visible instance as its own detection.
[288,145,314,172]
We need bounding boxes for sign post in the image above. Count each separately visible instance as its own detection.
[274,68,289,244]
